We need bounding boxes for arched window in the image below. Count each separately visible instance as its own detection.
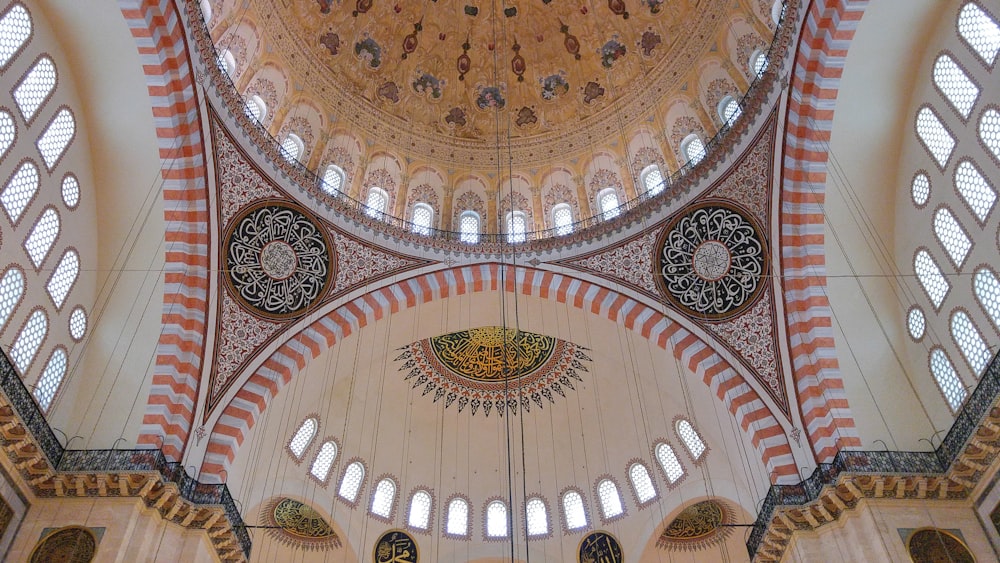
[914,249,950,310]
[597,187,620,219]
[11,309,46,374]
[459,210,480,244]
[217,48,236,76]
[279,133,304,163]
[486,500,508,538]
[411,202,433,235]
[597,479,624,520]
[2,160,39,224]
[370,477,396,518]
[718,95,742,124]
[770,0,785,25]
[338,461,365,502]
[911,172,931,207]
[365,186,388,218]
[13,56,55,122]
[0,110,14,160]
[0,267,24,331]
[243,94,266,123]
[551,203,573,235]
[288,417,317,459]
[629,462,657,503]
[33,347,65,411]
[681,133,706,165]
[958,2,1000,66]
[975,268,1000,331]
[955,161,996,223]
[407,489,432,530]
[445,497,469,537]
[24,207,60,268]
[950,311,990,376]
[980,108,1000,161]
[46,249,79,309]
[69,306,87,341]
[676,419,707,460]
[932,207,972,268]
[199,0,213,23]
[562,490,587,530]
[37,108,75,170]
[309,440,337,482]
[640,164,666,196]
[505,210,527,243]
[908,307,927,340]
[655,442,684,484]
[916,106,956,168]
[930,347,967,412]
[750,49,769,77]
[0,4,32,69]
[525,497,548,537]
[61,174,79,208]
[933,54,979,119]
[321,165,345,196]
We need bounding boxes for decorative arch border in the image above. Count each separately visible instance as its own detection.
[199,264,796,483]
[122,0,212,461]
[779,0,867,463]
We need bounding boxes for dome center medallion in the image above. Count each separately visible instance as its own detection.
[692,241,731,281]
[261,241,297,280]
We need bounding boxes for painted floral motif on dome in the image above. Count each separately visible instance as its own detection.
[499,191,533,224]
[670,115,704,146]
[632,147,667,178]
[600,38,627,69]
[579,531,623,562]
[643,0,667,14]
[654,202,768,320]
[706,78,738,116]
[406,183,440,211]
[570,233,659,296]
[376,81,401,104]
[332,232,414,294]
[29,527,96,563]
[737,33,766,69]
[213,125,282,225]
[374,530,418,562]
[452,190,485,228]
[657,500,734,550]
[444,106,467,128]
[394,327,591,416]
[540,72,570,101]
[543,183,580,219]
[639,28,663,57]
[324,146,355,183]
[320,31,340,55]
[212,293,281,402]
[262,497,341,551]
[707,121,773,224]
[515,106,539,128]
[224,202,334,319]
[581,80,606,105]
[906,529,975,563]
[412,71,445,99]
[246,77,278,119]
[475,84,506,110]
[589,169,622,204]
[355,33,382,69]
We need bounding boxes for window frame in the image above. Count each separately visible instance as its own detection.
[45,247,79,311]
[336,458,367,507]
[36,105,76,172]
[10,305,47,376]
[285,415,319,462]
[626,459,659,507]
[1,157,40,227]
[653,440,686,487]
[680,133,706,166]
[0,264,25,338]
[949,307,992,377]
[932,205,973,270]
[411,202,434,235]
[914,247,952,312]
[244,93,266,123]
[33,344,66,412]
[596,187,621,220]
[406,488,434,534]
[639,164,666,196]
[594,476,627,523]
[524,495,551,539]
[915,104,956,171]
[11,53,57,126]
[931,51,981,122]
[307,437,340,485]
[505,209,528,243]
[483,497,509,541]
[558,486,590,533]
[368,475,399,522]
[364,186,389,219]
[0,108,17,167]
[954,159,996,226]
[958,1,1000,68]
[23,205,61,271]
[443,494,471,539]
[320,164,346,196]
[550,202,573,235]
[718,95,742,125]
[929,346,968,413]
[0,3,34,72]
[675,417,709,463]
[458,210,481,244]
[279,132,304,163]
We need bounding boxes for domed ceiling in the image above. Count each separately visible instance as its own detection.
[251,0,736,162]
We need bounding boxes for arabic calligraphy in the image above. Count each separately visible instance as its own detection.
[272,498,337,539]
[660,500,725,541]
[373,530,418,562]
[579,531,624,563]
[429,326,556,382]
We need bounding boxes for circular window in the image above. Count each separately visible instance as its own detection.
[907,307,926,341]
[69,306,87,341]
[912,172,931,207]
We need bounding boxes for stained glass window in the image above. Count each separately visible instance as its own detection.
[37,108,75,170]
[552,203,573,235]
[24,207,60,268]
[933,207,972,268]
[408,490,432,530]
[917,107,956,168]
[562,490,587,530]
[950,310,990,376]
[908,307,926,340]
[321,165,344,196]
[655,442,684,483]
[0,267,24,331]
[677,419,707,460]
[1,160,38,223]
[365,187,388,218]
[525,497,548,536]
[930,348,967,412]
[933,54,979,118]
[629,463,657,503]
[974,268,1000,331]
[11,309,46,374]
[506,211,527,243]
[955,160,996,223]
[13,56,55,121]
[459,211,480,244]
[288,418,317,459]
[0,4,32,69]
[446,497,469,536]
[33,347,65,411]
[46,249,79,308]
[411,203,433,235]
[958,2,1000,66]
[370,478,396,518]
[309,441,337,482]
[598,188,620,219]
[914,249,950,309]
[69,306,86,341]
[486,500,508,538]
[597,479,624,519]
[338,462,364,502]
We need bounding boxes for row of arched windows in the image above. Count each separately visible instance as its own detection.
[0,2,85,412]
[285,415,706,536]
[908,2,1000,412]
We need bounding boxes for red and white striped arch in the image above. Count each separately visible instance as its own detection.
[780,0,869,462]
[200,265,797,484]
[120,0,210,461]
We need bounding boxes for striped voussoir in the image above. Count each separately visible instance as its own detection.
[780,0,867,462]
[200,265,796,484]
[121,0,210,461]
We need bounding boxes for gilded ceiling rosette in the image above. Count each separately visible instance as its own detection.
[394,326,591,416]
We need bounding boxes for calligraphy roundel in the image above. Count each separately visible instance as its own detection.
[224,201,334,319]
[579,531,624,562]
[373,529,418,563]
[654,201,768,320]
